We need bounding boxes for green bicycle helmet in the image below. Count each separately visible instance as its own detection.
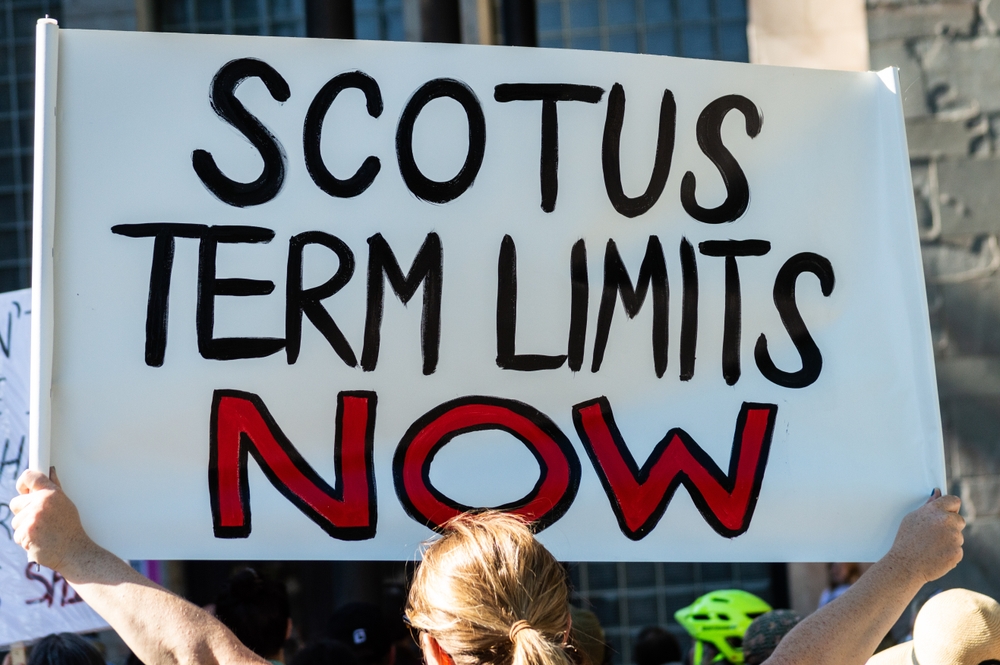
[674,589,772,665]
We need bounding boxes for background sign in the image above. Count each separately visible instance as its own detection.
[0,288,107,647]
[34,26,943,561]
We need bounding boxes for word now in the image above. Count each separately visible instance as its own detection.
[196,58,760,222]
[210,390,777,541]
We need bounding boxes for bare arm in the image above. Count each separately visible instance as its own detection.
[11,469,265,665]
[765,490,965,665]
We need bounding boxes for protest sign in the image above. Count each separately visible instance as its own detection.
[31,21,943,561]
[0,288,108,647]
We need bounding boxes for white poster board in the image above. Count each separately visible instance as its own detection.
[32,24,943,561]
[0,289,108,647]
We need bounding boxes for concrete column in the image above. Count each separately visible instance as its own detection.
[747,0,869,71]
[460,0,496,44]
[134,0,154,30]
[403,0,422,41]
[402,0,464,43]
[500,0,536,46]
[786,562,827,616]
[307,0,356,38]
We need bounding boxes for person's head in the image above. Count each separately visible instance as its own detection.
[329,602,393,665]
[827,563,861,588]
[674,590,772,665]
[741,610,801,665]
[866,588,1000,665]
[27,633,103,665]
[290,640,360,665]
[215,567,292,661]
[568,606,606,665]
[632,626,681,665]
[405,511,572,665]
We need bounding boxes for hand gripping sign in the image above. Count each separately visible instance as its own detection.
[30,21,943,561]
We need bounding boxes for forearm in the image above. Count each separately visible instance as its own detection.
[765,553,920,665]
[62,542,264,665]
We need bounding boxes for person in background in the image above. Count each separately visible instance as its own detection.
[290,640,359,665]
[742,611,802,665]
[865,588,1000,665]
[675,590,772,664]
[632,626,682,665]
[215,568,293,664]
[125,650,146,665]
[25,633,103,665]
[817,564,861,609]
[568,606,608,665]
[328,603,395,665]
[10,468,966,665]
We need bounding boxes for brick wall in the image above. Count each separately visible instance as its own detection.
[869,0,1000,602]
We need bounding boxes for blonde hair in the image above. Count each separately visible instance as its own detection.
[406,512,574,665]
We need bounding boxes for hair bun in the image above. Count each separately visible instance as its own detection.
[228,568,263,601]
[509,620,532,642]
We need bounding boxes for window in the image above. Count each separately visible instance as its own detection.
[569,561,784,664]
[158,0,306,36]
[536,0,748,60]
[0,0,59,292]
[354,0,404,40]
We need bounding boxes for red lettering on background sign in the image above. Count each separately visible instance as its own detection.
[25,565,82,607]
[209,390,377,540]
[572,399,776,540]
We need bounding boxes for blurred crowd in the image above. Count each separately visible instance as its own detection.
[4,558,997,665]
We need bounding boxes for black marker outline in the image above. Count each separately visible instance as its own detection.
[303,71,383,198]
[698,239,771,385]
[496,235,567,371]
[755,252,835,388]
[209,389,377,541]
[679,237,698,381]
[286,231,357,366]
[112,223,208,367]
[192,58,290,208]
[592,236,668,377]
[396,78,486,204]
[362,232,443,375]
[681,95,762,224]
[573,397,777,540]
[602,83,676,218]
[494,83,604,212]
[197,225,285,361]
[393,395,581,533]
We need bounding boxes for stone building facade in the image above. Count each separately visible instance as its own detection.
[868,0,1000,603]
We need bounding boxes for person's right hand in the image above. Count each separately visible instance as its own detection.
[885,489,965,585]
[10,468,96,576]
